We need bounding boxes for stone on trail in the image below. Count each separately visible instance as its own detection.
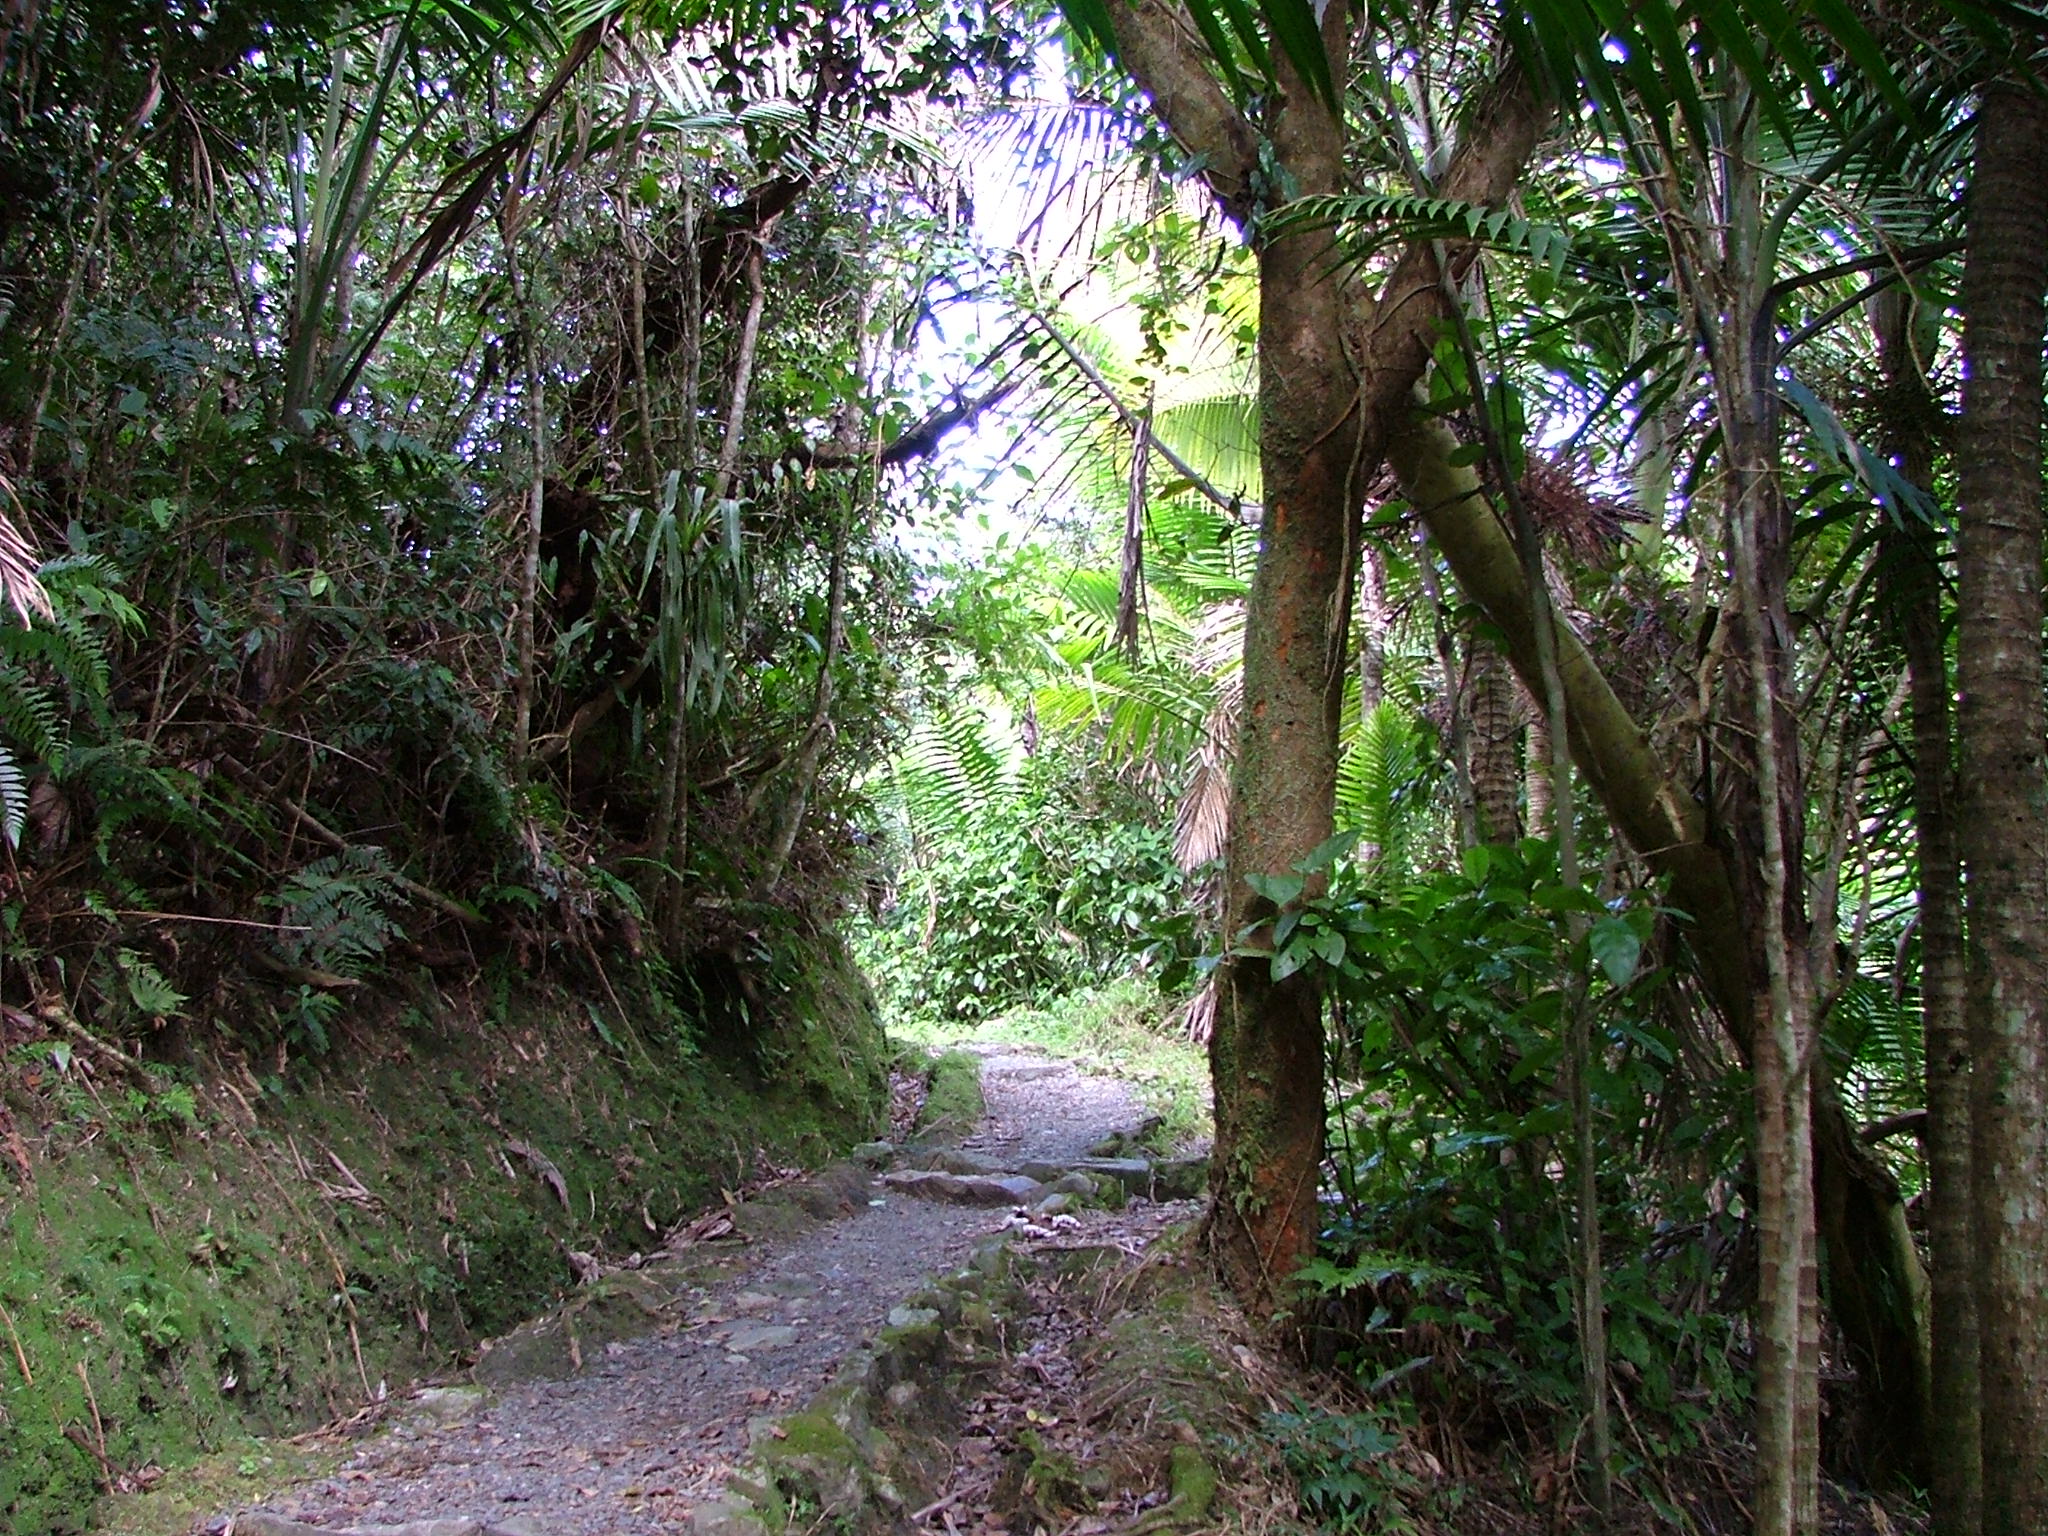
[723,1321,798,1351]
[1073,1157,1155,1196]
[403,1385,485,1426]
[985,1060,1066,1081]
[850,1140,895,1166]
[690,1499,771,1536]
[906,1146,1014,1177]
[1153,1154,1210,1200]
[879,1169,1042,1207]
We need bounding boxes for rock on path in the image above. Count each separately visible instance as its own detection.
[214,1047,1185,1536]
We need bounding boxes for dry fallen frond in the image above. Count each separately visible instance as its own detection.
[0,475,52,626]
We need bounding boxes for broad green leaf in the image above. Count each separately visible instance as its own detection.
[1589,914,1641,986]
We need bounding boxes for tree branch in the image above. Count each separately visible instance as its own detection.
[1030,312,1253,514]
[1101,0,1260,225]
[795,375,1023,470]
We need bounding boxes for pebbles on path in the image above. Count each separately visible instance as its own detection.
[218,1047,1171,1536]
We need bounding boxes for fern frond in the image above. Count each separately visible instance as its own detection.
[1340,699,1427,886]
[0,742,24,849]
[269,847,408,977]
[0,665,65,766]
[2,612,112,698]
[1283,192,1585,280]
[892,707,1020,841]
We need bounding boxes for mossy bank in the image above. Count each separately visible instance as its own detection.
[0,934,889,1536]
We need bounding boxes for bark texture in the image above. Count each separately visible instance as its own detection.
[1206,6,1355,1314]
[1466,637,1522,844]
[1875,288,1975,1523]
[1956,75,2048,1536]
[1099,0,1543,1315]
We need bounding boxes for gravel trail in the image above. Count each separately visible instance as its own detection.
[217,1048,1158,1536]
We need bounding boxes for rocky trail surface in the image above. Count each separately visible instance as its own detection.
[186,1046,1213,1536]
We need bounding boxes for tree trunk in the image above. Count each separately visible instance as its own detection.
[1466,636,1522,844]
[1874,286,1975,1524]
[1720,337,1821,1536]
[1956,75,2048,1536]
[1206,7,1355,1315]
[1096,0,1545,1319]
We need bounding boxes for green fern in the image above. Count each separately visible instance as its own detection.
[0,664,64,767]
[1338,699,1428,888]
[0,742,24,849]
[3,610,113,699]
[1282,192,1584,281]
[905,708,1019,827]
[114,948,187,1021]
[269,847,407,977]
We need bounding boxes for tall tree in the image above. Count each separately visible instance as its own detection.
[1089,0,1545,1313]
[1874,285,1978,1534]
[1955,72,2048,1536]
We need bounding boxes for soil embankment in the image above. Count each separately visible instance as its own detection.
[2,936,890,1536]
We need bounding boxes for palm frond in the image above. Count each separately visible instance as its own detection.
[0,477,51,626]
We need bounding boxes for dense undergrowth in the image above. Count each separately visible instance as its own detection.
[866,797,1924,1531]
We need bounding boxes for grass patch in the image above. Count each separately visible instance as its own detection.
[889,978,1210,1148]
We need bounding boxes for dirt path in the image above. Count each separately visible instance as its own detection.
[208,1046,1182,1536]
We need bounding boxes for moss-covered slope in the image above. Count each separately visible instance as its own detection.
[0,935,887,1536]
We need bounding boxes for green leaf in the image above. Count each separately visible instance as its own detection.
[1589,914,1641,987]
[1246,871,1306,905]
[1257,0,1339,114]
[1295,828,1360,874]
[1272,940,1311,981]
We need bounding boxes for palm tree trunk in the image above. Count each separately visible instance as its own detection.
[1466,637,1522,844]
[1874,286,1976,1526]
[1956,74,2048,1536]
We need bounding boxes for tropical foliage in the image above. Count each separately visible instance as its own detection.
[5,0,2048,1531]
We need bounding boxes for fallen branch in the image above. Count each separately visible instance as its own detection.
[506,1139,570,1209]
[16,997,155,1087]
